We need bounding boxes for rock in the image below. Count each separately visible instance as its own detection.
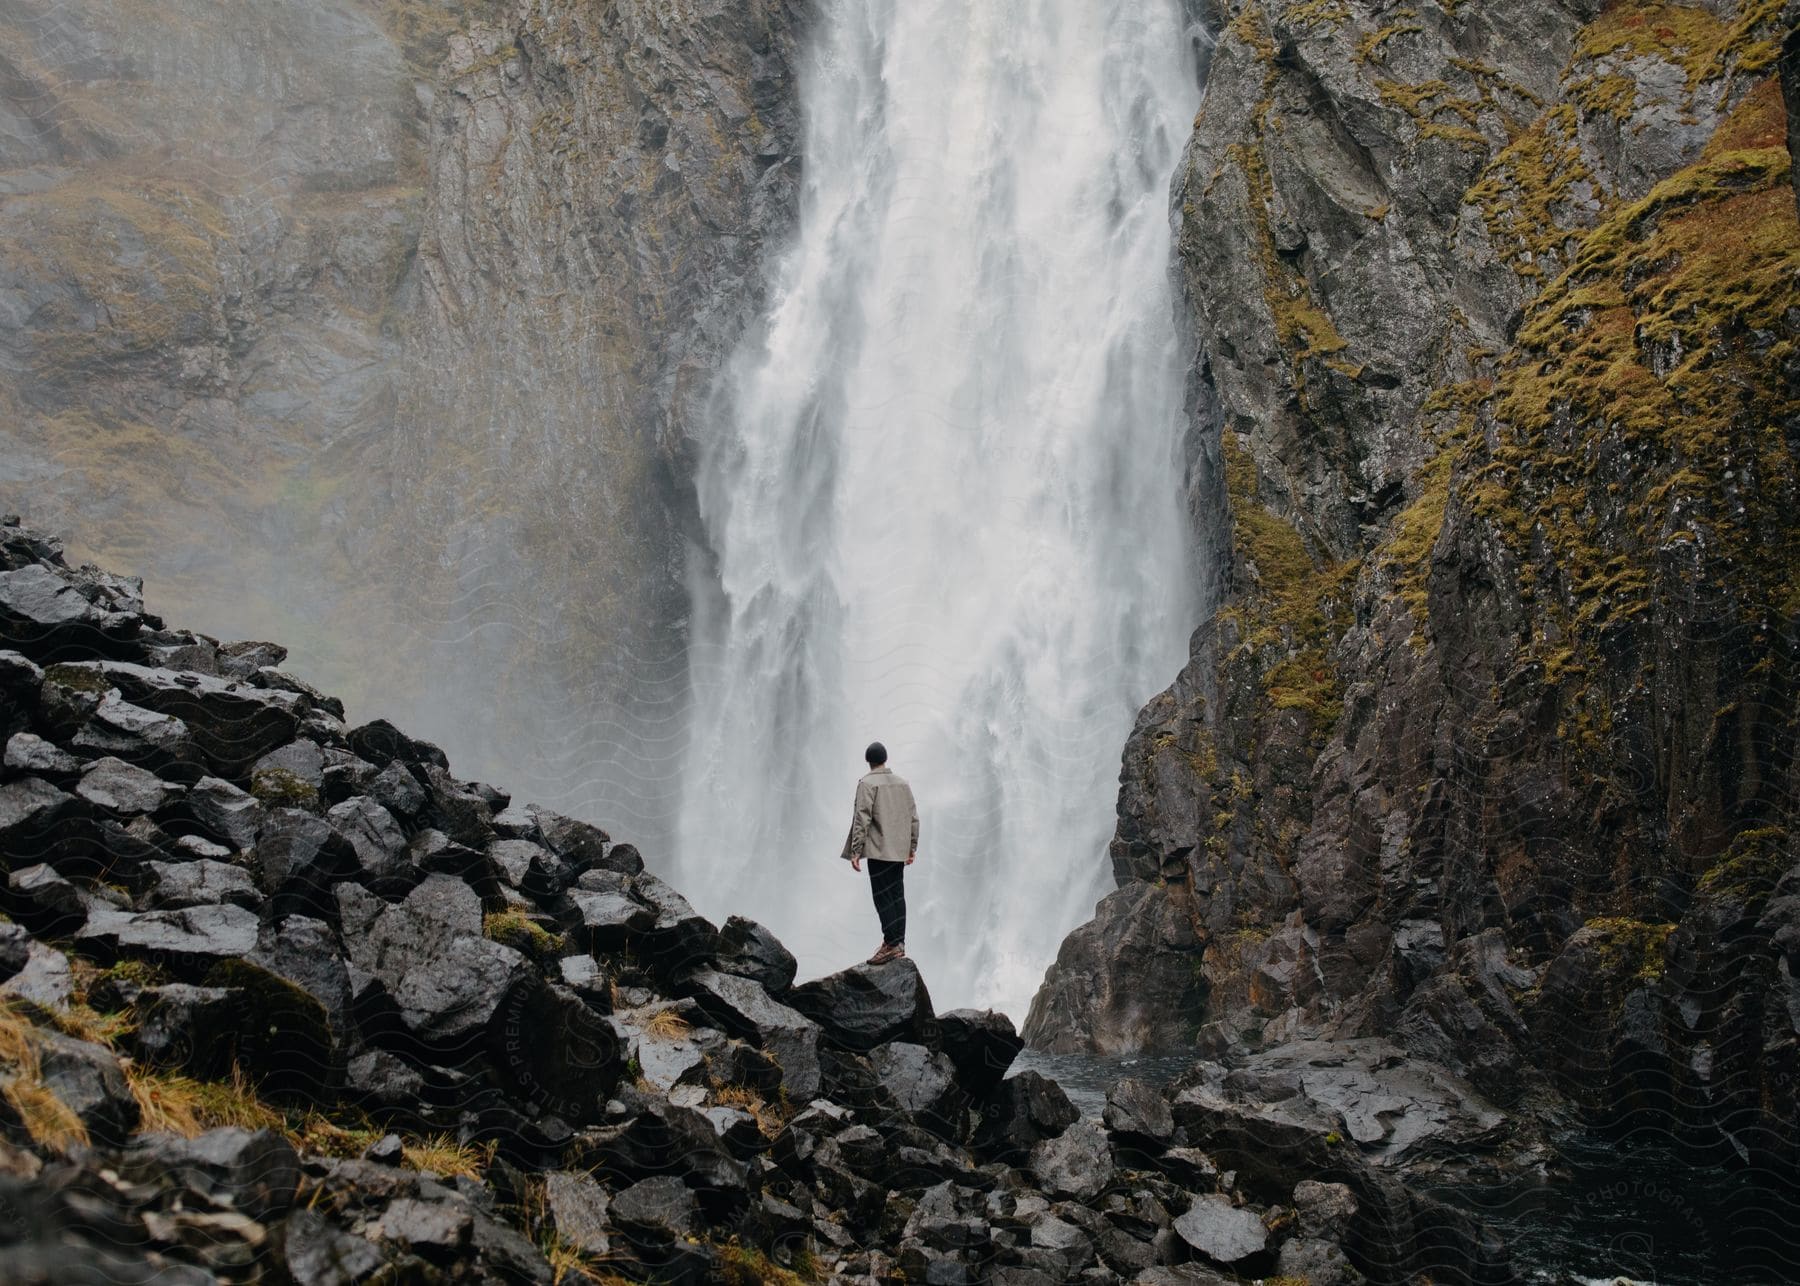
[365,759,426,820]
[490,977,623,1123]
[412,829,505,906]
[132,984,242,1075]
[4,731,79,776]
[532,807,629,874]
[1172,1195,1266,1266]
[1103,1077,1174,1143]
[60,661,304,778]
[70,691,199,780]
[0,921,27,980]
[363,1133,405,1164]
[573,1097,748,1192]
[869,1040,965,1135]
[610,1174,699,1242]
[545,1170,612,1255]
[0,564,142,662]
[788,957,936,1051]
[971,1070,1080,1159]
[1278,1236,1364,1285]
[716,914,798,992]
[489,838,565,900]
[250,739,326,792]
[418,763,495,849]
[282,1207,386,1286]
[143,859,261,910]
[346,1049,425,1115]
[683,968,823,1099]
[629,872,719,972]
[566,887,655,952]
[1294,1179,1358,1240]
[126,1127,300,1221]
[180,776,266,852]
[81,903,261,968]
[1028,1215,1096,1275]
[378,1197,472,1256]
[1030,1118,1115,1201]
[0,776,84,864]
[326,795,410,887]
[248,915,354,1033]
[346,719,449,772]
[1,940,73,1007]
[36,1029,140,1144]
[0,650,43,742]
[8,861,88,935]
[77,756,177,814]
[252,810,356,920]
[937,1008,1024,1095]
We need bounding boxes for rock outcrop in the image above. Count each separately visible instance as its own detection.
[1028,0,1800,1179]
[0,516,1516,1283]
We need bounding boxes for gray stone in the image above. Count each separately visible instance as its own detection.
[787,956,936,1052]
[1172,1194,1266,1265]
[1030,1118,1115,1202]
[365,759,426,820]
[611,1174,698,1241]
[184,776,266,852]
[143,859,260,910]
[1103,1077,1174,1142]
[716,914,798,992]
[378,1197,472,1254]
[77,756,176,814]
[545,1170,611,1255]
[326,795,408,884]
[683,968,823,1099]
[36,1029,139,1144]
[1,940,72,1007]
[3,732,79,776]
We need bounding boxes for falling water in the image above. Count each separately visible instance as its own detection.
[677,0,1205,1017]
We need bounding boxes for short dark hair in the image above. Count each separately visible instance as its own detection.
[865,741,888,766]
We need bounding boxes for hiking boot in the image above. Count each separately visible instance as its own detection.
[867,941,900,965]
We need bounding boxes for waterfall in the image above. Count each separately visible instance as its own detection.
[677,0,1205,1017]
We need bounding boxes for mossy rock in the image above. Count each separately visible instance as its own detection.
[250,766,319,811]
[483,910,566,965]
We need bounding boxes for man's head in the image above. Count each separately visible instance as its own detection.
[865,741,888,767]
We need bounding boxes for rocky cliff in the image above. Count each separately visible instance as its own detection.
[0,515,1522,1285]
[0,0,806,846]
[1028,0,1800,1177]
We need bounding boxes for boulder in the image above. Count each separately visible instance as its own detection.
[365,759,426,820]
[8,861,88,935]
[0,650,43,742]
[573,1098,748,1192]
[1030,1118,1115,1201]
[0,563,143,661]
[971,1070,1080,1159]
[346,719,449,771]
[611,1174,698,1242]
[80,903,261,970]
[869,1040,966,1136]
[77,756,177,814]
[326,796,410,887]
[1172,1194,1267,1266]
[378,1197,472,1256]
[250,739,326,793]
[180,776,267,852]
[545,1170,612,1255]
[0,921,27,980]
[1103,1077,1175,1143]
[566,888,655,953]
[247,915,353,1035]
[1294,1179,1359,1240]
[36,1029,140,1144]
[70,692,198,780]
[418,764,495,849]
[937,1008,1024,1095]
[1,940,73,1007]
[629,873,719,972]
[532,807,632,874]
[682,969,823,1099]
[489,977,623,1123]
[0,776,84,864]
[142,859,261,910]
[282,1208,386,1286]
[716,915,798,992]
[4,731,79,776]
[411,829,505,907]
[252,810,356,921]
[788,957,936,1051]
[58,661,304,778]
[125,1127,300,1222]
[489,838,566,901]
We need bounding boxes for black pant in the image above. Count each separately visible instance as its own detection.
[868,859,906,945]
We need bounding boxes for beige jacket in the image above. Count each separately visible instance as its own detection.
[839,765,919,864]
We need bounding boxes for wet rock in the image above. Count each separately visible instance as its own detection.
[418,763,496,849]
[0,776,84,864]
[971,1070,1079,1159]
[611,1173,699,1241]
[346,1049,426,1116]
[282,1207,386,1286]
[70,692,198,780]
[716,914,798,992]
[326,795,409,887]
[870,1040,965,1136]
[0,921,27,980]
[1294,1179,1358,1240]
[1,940,73,1007]
[533,808,633,875]
[4,731,79,776]
[180,776,267,852]
[0,649,43,742]
[36,1029,139,1144]
[683,968,822,1099]
[246,915,353,1034]
[80,903,261,968]
[630,872,719,972]
[1103,1076,1174,1143]
[363,1133,405,1164]
[489,977,622,1124]
[126,1127,300,1221]
[545,1169,612,1255]
[77,756,177,814]
[938,1008,1024,1095]
[1030,1118,1115,1201]
[566,887,655,952]
[788,957,936,1052]
[346,719,448,772]
[0,563,143,662]
[1173,1194,1266,1265]
[378,1197,472,1256]
[1278,1236,1364,1285]
[364,759,426,821]
[142,859,258,911]
[489,838,566,901]
[253,810,356,920]
[66,661,304,778]
[8,861,88,935]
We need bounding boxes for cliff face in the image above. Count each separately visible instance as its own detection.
[1029,0,1800,1166]
[0,0,806,844]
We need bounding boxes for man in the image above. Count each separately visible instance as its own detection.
[840,741,918,964]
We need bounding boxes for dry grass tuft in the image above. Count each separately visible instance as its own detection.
[0,1000,89,1151]
[401,1132,493,1178]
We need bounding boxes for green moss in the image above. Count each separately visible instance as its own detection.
[1695,827,1791,903]
[483,910,566,963]
[250,767,319,811]
[1582,917,1676,982]
[43,663,112,695]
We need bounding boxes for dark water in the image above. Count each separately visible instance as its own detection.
[1014,1052,1800,1286]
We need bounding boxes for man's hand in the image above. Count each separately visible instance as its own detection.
[906,852,915,865]
[851,856,862,872]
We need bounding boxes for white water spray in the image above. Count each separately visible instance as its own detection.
[678,0,1204,1018]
